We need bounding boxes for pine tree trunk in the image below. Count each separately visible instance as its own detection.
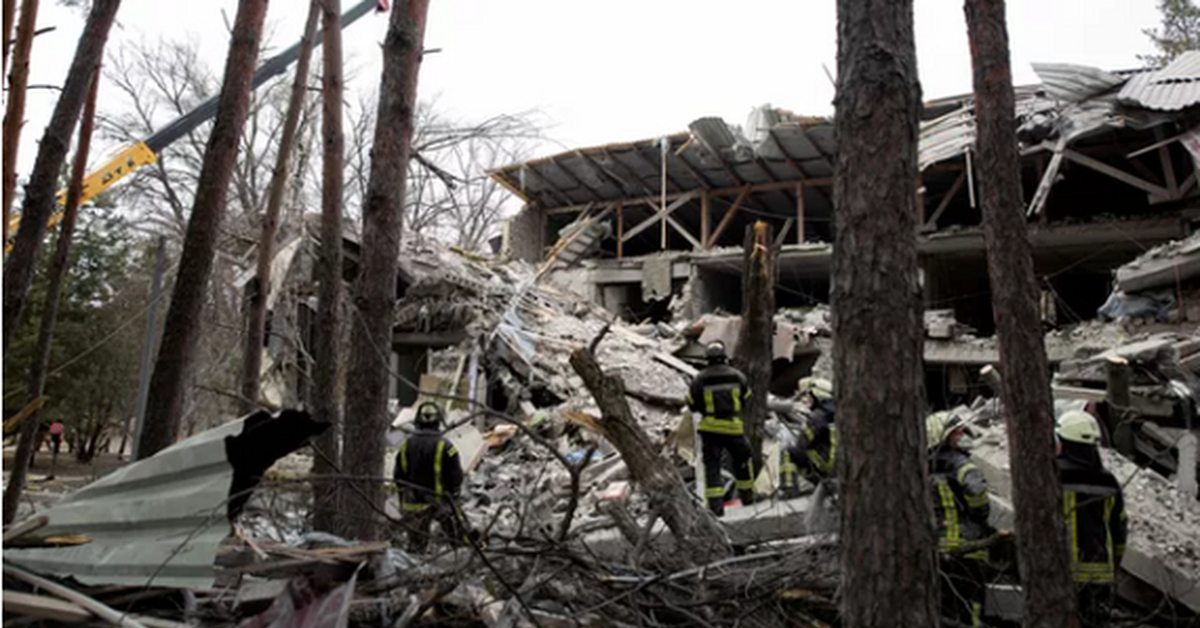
[832,0,939,625]
[340,0,430,541]
[964,2,1077,625]
[736,221,775,472]
[2,0,116,354]
[311,0,346,535]
[2,0,38,241]
[3,71,99,524]
[239,0,320,415]
[136,0,269,460]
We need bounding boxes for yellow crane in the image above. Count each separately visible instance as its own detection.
[5,0,383,252]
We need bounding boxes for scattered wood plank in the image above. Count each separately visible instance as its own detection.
[3,563,152,628]
[1171,337,1200,359]
[228,556,357,581]
[651,352,698,377]
[3,590,93,623]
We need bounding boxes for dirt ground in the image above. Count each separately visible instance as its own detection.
[2,446,129,515]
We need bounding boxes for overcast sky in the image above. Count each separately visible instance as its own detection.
[13,0,1164,177]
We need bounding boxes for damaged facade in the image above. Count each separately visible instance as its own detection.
[493,53,1200,405]
[7,56,1200,627]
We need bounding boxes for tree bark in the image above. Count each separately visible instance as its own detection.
[2,0,115,355]
[964,2,1077,625]
[735,220,775,472]
[3,71,99,524]
[239,0,320,415]
[311,0,346,534]
[2,0,37,242]
[569,344,731,565]
[136,0,269,460]
[340,0,430,541]
[832,0,939,626]
[2,0,14,76]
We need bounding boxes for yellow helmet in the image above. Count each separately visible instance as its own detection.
[800,377,834,400]
[1056,410,1101,445]
[925,411,965,450]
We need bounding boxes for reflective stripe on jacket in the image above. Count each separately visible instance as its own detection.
[686,363,750,435]
[799,400,838,478]
[931,447,990,556]
[1060,461,1127,584]
[395,429,463,511]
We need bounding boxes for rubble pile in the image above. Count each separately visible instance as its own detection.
[1044,318,1131,355]
[779,303,832,336]
[9,238,1200,626]
[1102,447,1200,579]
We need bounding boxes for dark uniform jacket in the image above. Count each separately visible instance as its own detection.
[931,447,991,552]
[394,429,464,510]
[1058,445,1127,583]
[799,399,837,478]
[781,399,839,488]
[686,363,751,435]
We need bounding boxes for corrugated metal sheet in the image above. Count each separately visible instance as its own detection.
[1031,62,1125,102]
[1118,51,1200,111]
[488,114,839,220]
[3,412,324,590]
[4,421,241,589]
[919,107,975,171]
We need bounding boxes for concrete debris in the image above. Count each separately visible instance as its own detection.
[925,309,978,339]
[1116,230,1200,294]
[11,239,1200,627]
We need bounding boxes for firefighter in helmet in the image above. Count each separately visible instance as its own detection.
[780,377,837,497]
[394,402,467,552]
[928,411,991,626]
[1056,409,1127,626]
[686,341,756,516]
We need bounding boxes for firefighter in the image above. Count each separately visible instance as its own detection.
[928,411,991,627]
[1056,409,1127,627]
[394,402,467,552]
[780,377,837,498]
[686,341,755,516]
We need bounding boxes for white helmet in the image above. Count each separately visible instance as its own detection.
[1056,410,1101,445]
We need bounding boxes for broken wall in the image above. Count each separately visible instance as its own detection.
[506,205,546,263]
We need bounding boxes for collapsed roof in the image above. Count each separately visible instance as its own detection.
[491,53,1200,259]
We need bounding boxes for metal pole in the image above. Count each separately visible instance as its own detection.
[131,236,166,459]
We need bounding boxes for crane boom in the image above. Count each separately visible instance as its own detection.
[6,0,382,250]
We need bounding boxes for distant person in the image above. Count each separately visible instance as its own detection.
[928,411,991,627]
[1056,410,1127,626]
[686,341,755,516]
[48,420,64,456]
[394,402,467,552]
[780,377,837,498]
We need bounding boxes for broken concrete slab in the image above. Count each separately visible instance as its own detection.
[1117,232,1200,294]
[577,496,818,561]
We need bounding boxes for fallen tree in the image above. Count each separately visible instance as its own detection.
[569,327,732,566]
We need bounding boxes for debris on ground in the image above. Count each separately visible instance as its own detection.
[5,238,1200,627]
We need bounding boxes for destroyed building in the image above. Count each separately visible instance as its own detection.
[7,56,1200,627]
[492,53,1200,407]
